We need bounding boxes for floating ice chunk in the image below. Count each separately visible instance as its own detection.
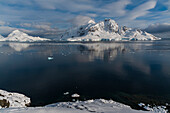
[71,94,80,98]
[64,92,69,95]
[138,103,145,107]
[48,57,54,60]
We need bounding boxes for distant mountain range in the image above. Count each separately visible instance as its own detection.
[0,19,161,42]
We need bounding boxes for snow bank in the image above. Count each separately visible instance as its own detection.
[60,19,161,42]
[0,90,31,108]
[0,30,50,42]
[1,99,151,113]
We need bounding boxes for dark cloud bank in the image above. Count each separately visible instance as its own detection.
[145,23,170,38]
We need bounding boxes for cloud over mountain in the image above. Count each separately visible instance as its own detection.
[0,0,170,37]
[145,23,170,33]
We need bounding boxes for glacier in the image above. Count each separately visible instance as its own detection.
[60,19,161,42]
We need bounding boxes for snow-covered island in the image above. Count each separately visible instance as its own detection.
[0,30,50,42]
[60,19,161,42]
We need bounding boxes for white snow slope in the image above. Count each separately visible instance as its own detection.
[0,30,50,42]
[0,90,31,108]
[60,19,161,41]
[0,99,155,113]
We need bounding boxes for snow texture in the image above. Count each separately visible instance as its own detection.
[60,19,161,42]
[1,99,153,113]
[0,90,31,108]
[138,103,168,113]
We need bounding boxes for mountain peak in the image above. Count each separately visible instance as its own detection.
[104,18,117,25]
[88,19,96,24]
[13,29,20,32]
[93,18,119,33]
[11,29,22,34]
[8,29,27,38]
[104,18,113,22]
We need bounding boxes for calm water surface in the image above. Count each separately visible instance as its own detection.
[0,40,170,107]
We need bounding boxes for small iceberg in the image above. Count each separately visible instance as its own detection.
[64,92,69,95]
[71,93,80,98]
[48,56,54,61]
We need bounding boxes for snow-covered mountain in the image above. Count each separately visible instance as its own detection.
[0,30,50,42]
[60,19,161,41]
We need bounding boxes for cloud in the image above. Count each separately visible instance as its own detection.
[33,0,104,13]
[32,24,51,30]
[144,22,170,38]
[85,13,97,17]
[126,0,157,20]
[20,23,32,27]
[0,0,170,37]
[164,0,170,9]
[0,21,6,26]
[0,25,61,38]
[0,26,16,36]
[103,0,131,17]
[116,0,157,28]
[145,23,170,33]
[69,15,94,27]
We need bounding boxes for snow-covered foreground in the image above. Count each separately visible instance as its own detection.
[0,30,50,42]
[139,103,167,113]
[0,99,168,113]
[0,90,30,108]
[0,89,168,113]
[0,99,152,113]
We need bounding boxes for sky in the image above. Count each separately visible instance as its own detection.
[0,0,170,38]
